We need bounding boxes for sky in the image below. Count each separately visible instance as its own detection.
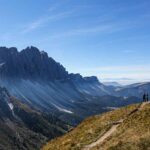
[0,0,150,85]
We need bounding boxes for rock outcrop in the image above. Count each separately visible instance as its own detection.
[0,46,68,80]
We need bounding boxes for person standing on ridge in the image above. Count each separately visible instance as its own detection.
[146,93,149,102]
[143,93,146,102]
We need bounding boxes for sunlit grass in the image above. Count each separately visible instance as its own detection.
[42,104,139,150]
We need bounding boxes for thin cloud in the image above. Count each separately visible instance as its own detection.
[22,11,73,33]
[76,65,150,84]
[101,77,150,85]
[49,24,129,39]
[78,65,150,72]
[49,15,147,39]
[50,24,113,38]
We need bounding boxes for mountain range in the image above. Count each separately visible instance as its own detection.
[103,82,122,87]
[0,46,147,125]
[0,46,149,149]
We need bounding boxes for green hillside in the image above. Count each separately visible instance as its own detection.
[42,102,150,150]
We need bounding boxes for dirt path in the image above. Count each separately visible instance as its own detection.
[83,102,149,150]
[138,102,149,110]
[83,124,120,150]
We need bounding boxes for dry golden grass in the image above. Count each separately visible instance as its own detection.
[42,104,140,150]
[92,103,150,150]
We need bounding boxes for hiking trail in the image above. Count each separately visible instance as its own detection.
[83,102,149,150]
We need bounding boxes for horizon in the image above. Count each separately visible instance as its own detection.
[0,0,150,84]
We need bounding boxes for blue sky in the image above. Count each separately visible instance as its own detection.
[0,0,150,84]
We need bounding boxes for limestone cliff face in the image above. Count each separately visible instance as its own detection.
[0,46,68,80]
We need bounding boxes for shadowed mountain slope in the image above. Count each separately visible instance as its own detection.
[0,87,70,150]
[0,46,141,125]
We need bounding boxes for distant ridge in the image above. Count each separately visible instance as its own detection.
[0,46,142,125]
[103,82,122,87]
[0,46,113,125]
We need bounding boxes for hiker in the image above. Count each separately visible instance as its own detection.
[146,93,149,102]
[143,93,146,102]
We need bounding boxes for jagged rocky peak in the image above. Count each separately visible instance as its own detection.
[69,73,83,81]
[0,46,100,83]
[0,46,69,80]
[84,76,99,83]
[69,73,100,83]
[20,46,48,58]
[0,46,18,53]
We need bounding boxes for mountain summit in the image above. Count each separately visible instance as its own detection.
[0,46,110,124]
[0,46,68,80]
